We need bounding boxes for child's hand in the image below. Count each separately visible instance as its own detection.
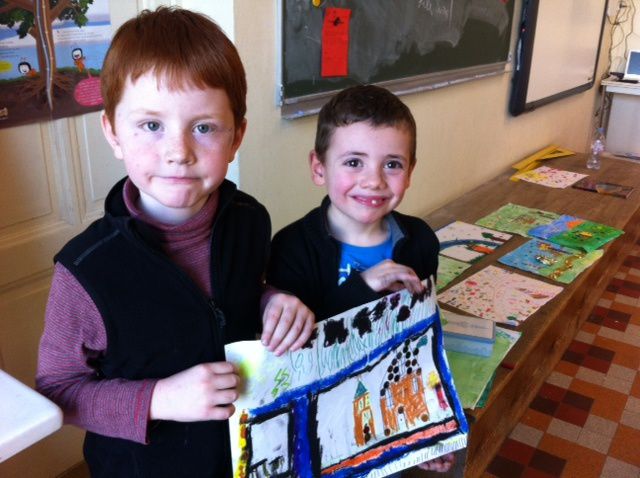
[416,453,455,472]
[149,362,239,422]
[261,292,315,356]
[360,260,425,294]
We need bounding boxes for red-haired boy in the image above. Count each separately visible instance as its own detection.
[37,7,313,477]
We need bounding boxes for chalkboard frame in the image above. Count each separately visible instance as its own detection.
[509,0,608,116]
[278,0,515,119]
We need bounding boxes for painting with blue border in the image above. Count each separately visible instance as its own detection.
[226,277,468,478]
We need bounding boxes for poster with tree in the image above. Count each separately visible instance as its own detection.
[0,0,111,129]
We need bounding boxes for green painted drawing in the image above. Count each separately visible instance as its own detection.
[475,203,560,237]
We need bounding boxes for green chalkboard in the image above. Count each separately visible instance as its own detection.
[281,0,515,118]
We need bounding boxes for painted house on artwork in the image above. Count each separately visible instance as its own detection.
[380,338,430,436]
[353,381,376,446]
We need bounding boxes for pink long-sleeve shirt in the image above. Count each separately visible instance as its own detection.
[36,180,219,443]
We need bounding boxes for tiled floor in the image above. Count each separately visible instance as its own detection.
[483,244,640,478]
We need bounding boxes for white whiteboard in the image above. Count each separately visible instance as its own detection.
[510,0,607,116]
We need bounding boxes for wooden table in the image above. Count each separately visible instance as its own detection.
[421,154,640,477]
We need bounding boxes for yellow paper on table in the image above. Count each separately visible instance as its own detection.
[510,146,574,182]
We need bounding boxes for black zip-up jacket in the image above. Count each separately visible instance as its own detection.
[267,196,439,321]
[55,178,270,478]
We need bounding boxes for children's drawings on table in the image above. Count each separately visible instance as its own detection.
[498,239,603,284]
[513,166,587,189]
[553,222,623,252]
[446,327,521,409]
[527,215,583,240]
[436,221,512,263]
[528,215,624,252]
[437,255,471,291]
[437,266,563,324]
[226,279,468,478]
[475,203,560,237]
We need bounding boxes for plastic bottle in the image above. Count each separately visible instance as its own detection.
[587,127,605,170]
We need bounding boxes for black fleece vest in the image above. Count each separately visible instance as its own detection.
[55,180,269,478]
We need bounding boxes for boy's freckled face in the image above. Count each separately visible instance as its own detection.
[311,121,413,233]
[101,72,244,223]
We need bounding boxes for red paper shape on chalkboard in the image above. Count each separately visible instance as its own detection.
[321,8,351,78]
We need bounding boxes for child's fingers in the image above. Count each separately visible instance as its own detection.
[274,309,314,355]
[362,261,425,293]
[261,293,314,354]
[288,313,315,352]
[204,361,237,376]
[440,452,455,469]
[260,299,284,346]
[391,272,424,294]
[383,280,405,292]
[400,273,425,294]
[416,453,455,472]
[208,388,239,407]
[385,264,423,291]
[269,305,299,355]
[205,403,236,421]
[381,271,423,293]
[207,369,239,392]
[150,362,240,421]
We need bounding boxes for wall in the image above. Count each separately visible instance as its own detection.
[235,0,612,233]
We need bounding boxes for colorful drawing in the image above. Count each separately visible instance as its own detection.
[513,165,587,188]
[446,327,521,409]
[437,255,471,291]
[0,0,111,128]
[437,265,563,324]
[498,239,603,284]
[436,221,512,263]
[226,279,468,478]
[528,215,624,252]
[475,203,560,237]
[527,215,584,240]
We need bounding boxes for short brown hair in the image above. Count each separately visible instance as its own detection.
[314,85,417,166]
[101,7,247,128]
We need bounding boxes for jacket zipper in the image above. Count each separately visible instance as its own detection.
[208,298,226,359]
[125,183,237,360]
[206,187,235,358]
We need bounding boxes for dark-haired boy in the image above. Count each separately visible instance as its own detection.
[268,84,454,474]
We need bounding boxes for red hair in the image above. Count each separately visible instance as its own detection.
[101,7,247,128]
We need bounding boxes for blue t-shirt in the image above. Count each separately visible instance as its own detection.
[338,236,394,285]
